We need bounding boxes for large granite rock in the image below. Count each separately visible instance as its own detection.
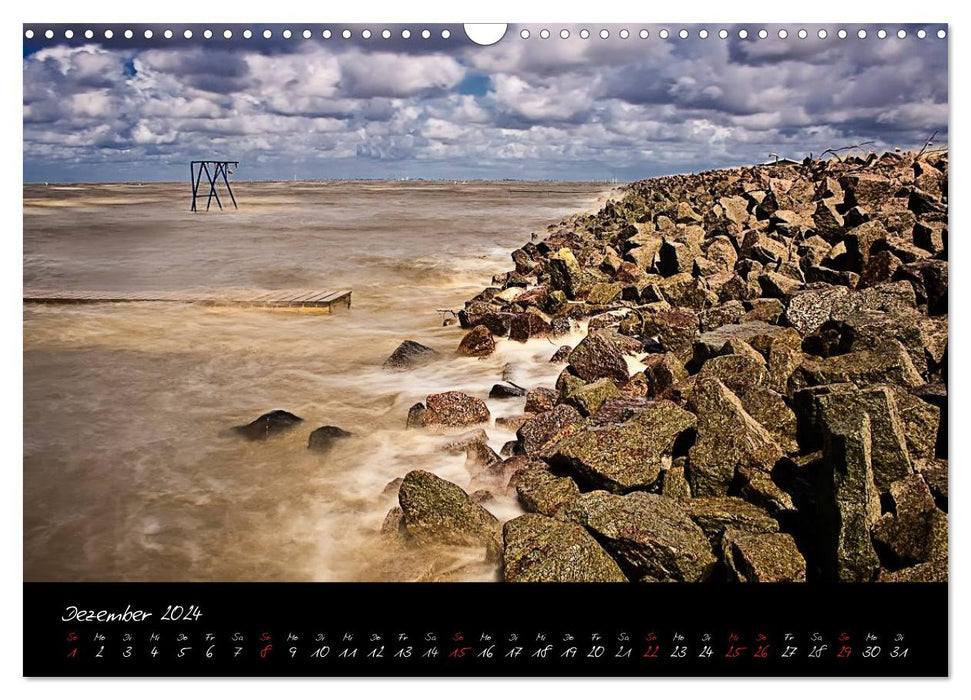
[721,528,808,582]
[562,491,716,582]
[568,331,630,385]
[516,404,584,454]
[688,379,783,497]
[457,325,496,357]
[515,469,581,517]
[398,470,502,556]
[818,409,881,582]
[502,513,628,582]
[550,400,696,492]
[682,497,779,542]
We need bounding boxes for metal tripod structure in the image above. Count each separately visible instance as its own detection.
[190,160,239,212]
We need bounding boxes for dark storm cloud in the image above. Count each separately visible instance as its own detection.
[22,23,948,182]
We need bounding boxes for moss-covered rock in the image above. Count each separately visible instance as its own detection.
[502,513,628,582]
[688,378,783,497]
[398,470,502,558]
[562,491,716,582]
[515,469,581,517]
[551,400,696,492]
[721,528,807,582]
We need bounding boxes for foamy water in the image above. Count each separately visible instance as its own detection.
[23,181,611,582]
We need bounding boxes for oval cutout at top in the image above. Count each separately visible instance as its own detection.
[464,24,508,46]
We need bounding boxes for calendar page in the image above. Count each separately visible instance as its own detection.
[22,21,949,677]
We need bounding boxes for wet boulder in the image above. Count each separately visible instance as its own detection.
[383,340,440,371]
[792,340,924,391]
[307,425,352,452]
[549,345,572,363]
[550,400,696,492]
[721,529,807,582]
[232,410,303,441]
[502,513,628,582]
[406,402,426,429]
[421,391,491,428]
[562,491,716,582]
[489,383,527,399]
[509,311,553,342]
[398,470,502,556]
[643,308,700,363]
[469,454,546,496]
[457,325,496,357]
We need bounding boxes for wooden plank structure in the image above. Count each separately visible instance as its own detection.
[23,288,352,313]
[190,160,239,212]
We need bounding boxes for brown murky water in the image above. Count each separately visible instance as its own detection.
[23,181,612,582]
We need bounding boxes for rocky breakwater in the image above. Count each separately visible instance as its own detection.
[380,149,948,583]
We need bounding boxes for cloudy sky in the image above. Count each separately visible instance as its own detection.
[23,24,948,182]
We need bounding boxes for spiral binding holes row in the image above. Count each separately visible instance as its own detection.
[23,26,948,42]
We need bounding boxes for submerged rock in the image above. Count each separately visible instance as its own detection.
[502,513,628,582]
[232,410,303,441]
[307,425,352,452]
[383,340,440,371]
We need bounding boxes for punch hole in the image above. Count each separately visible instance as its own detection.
[223,30,232,39]
[738,29,748,39]
[283,29,292,39]
[401,29,410,39]
[600,29,610,39]
[163,29,173,39]
[838,29,847,39]
[877,29,887,39]
[778,29,788,39]
[917,29,927,39]
[659,29,669,39]
[540,29,550,39]
[65,29,74,39]
[243,29,252,39]
[125,29,133,39]
[678,29,688,39]
[560,29,570,39]
[263,29,272,39]
[24,29,33,38]
[421,29,431,39]
[818,29,828,39]
[303,30,312,39]
[441,29,450,39]
[382,29,391,39]
[619,29,630,39]
[798,29,808,39]
[45,29,53,38]
[362,29,371,39]
[758,29,768,39]
[203,29,212,39]
[698,29,708,39]
[718,29,728,39]
[85,30,94,38]
[520,29,529,39]
[342,29,351,39]
[640,29,649,39]
[937,29,946,39]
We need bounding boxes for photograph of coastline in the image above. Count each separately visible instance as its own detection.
[24,24,948,585]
